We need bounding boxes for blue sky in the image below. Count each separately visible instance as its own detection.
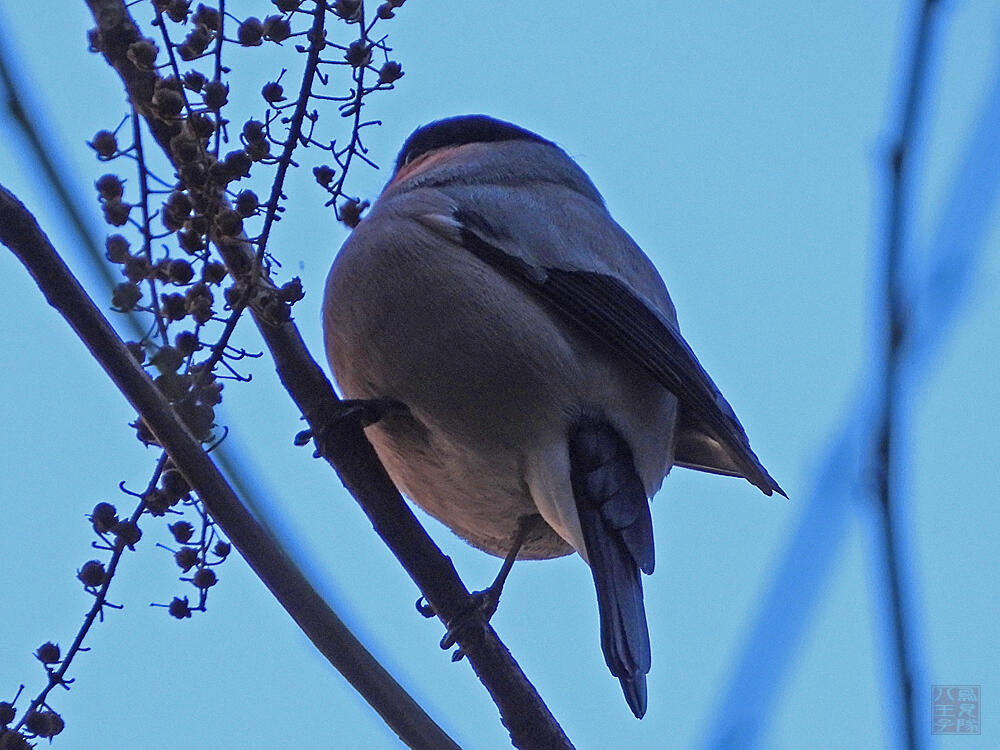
[1,2,997,748]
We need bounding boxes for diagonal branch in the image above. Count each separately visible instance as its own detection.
[82,1,573,747]
[0,183,460,750]
[878,2,942,749]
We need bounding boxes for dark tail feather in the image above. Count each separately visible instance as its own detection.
[569,420,654,719]
[620,674,648,719]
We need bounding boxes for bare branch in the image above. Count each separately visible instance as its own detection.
[81,1,573,747]
[877,1,943,749]
[0,183,461,750]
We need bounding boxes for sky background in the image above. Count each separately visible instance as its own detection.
[1,1,997,748]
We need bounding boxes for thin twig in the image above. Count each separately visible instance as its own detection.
[0,6,289,617]
[0,184,462,750]
[130,111,170,346]
[0,30,145,341]
[878,2,941,748]
[255,1,327,262]
[12,456,164,735]
[83,2,573,747]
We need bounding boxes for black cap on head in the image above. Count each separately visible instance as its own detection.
[394,115,553,172]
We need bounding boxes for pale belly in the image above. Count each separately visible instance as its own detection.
[323,213,677,560]
[364,410,576,559]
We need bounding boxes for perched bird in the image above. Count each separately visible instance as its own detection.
[322,115,783,718]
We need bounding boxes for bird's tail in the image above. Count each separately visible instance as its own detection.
[569,419,654,719]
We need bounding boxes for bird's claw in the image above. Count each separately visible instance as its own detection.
[416,589,502,661]
[307,398,408,455]
[437,588,502,661]
[415,595,436,618]
[331,398,408,428]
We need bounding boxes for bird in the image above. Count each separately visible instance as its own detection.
[322,114,784,718]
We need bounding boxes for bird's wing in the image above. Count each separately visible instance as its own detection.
[410,188,784,497]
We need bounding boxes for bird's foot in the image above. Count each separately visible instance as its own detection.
[416,587,502,662]
[414,515,535,661]
[332,398,409,428]
[296,398,408,451]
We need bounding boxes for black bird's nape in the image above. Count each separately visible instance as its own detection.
[394,115,553,172]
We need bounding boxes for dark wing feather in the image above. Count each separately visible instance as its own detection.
[454,208,785,497]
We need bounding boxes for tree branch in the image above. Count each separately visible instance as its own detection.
[0,184,460,750]
[877,2,942,748]
[81,1,573,746]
